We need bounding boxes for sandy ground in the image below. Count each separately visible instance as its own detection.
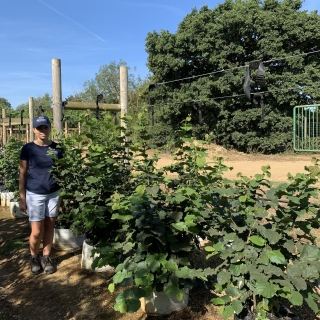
[156,146,316,182]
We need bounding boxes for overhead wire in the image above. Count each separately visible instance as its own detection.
[154,49,320,86]
[150,84,320,109]
[147,49,320,114]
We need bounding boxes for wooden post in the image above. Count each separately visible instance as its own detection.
[78,122,81,135]
[52,58,63,135]
[2,109,6,146]
[29,97,34,142]
[26,124,29,143]
[64,121,68,136]
[120,66,128,135]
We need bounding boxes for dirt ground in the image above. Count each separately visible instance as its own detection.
[1,148,320,320]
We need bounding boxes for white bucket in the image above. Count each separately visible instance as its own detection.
[140,289,189,316]
[53,228,85,250]
[81,240,113,272]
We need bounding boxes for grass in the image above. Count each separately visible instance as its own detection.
[0,239,26,255]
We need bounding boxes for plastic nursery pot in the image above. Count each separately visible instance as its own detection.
[81,239,113,272]
[53,227,85,250]
[234,304,300,320]
[1,191,14,207]
[9,200,28,219]
[140,289,189,316]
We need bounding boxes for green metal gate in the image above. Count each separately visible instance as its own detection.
[293,104,320,152]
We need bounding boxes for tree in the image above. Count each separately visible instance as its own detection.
[0,98,14,115]
[145,0,320,153]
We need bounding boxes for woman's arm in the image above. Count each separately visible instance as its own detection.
[19,159,27,212]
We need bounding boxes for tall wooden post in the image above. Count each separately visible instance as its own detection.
[2,109,6,146]
[29,97,34,142]
[120,66,128,135]
[25,124,29,143]
[52,58,63,135]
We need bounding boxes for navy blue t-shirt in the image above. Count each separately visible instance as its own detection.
[20,141,63,194]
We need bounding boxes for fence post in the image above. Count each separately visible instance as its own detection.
[52,58,63,136]
[2,109,6,146]
[120,66,128,134]
[29,97,34,142]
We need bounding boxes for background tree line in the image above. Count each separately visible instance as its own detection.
[1,0,320,154]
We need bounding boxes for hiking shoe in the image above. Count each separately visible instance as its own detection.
[30,255,42,275]
[41,255,55,274]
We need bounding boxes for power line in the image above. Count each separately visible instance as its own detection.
[156,66,246,85]
[154,49,320,86]
[151,84,319,108]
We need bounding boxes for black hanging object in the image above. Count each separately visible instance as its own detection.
[20,110,24,126]
[256,62,265,83]
[38,105,44,116]
[244,60,264,98]
[249,60,261,70]
[243,67,251,99]
[193,101,203,124]
[61,101,67,121]
[148,83,158,126]
[243,60,266,120]
[111,111,117,125]
[252,93,265,120]
[96,94,103,119]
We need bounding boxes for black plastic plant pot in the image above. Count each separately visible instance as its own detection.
[234,304,300,320]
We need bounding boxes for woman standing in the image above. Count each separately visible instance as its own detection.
[19,115,63,275]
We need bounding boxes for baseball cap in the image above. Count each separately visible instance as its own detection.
[33,116,51,128]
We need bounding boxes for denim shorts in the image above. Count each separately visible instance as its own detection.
[26,189,62,222]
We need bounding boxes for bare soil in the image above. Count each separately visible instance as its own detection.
[1,148,320,320]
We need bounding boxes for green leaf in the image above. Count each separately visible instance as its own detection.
[264,230,281,244]
[211,297,226,305]
[289,276,307,291]
[135,268,148,278]
[266,250,286,264]
[225,287,239,297]
[302,265,319,279]
[114,301,127,313]
[217,270,231,285]
[108,283,115,293]
[289,291,303,306]
[85,176,100,183]
[250,235,266,247]
[196,157,206,168]
[300,245,319,262]
[305,292,319,314]
[176,291,185,301]
[255,281,277,298]
[126,298,141,313]
[135,185,146,195]
[165,261,178,272]
[175,266,190,278]
[232,300,243,314]
[113,272,126,284]
[171,222,187,231]
[164,283,180,298]
[222,305,235,319]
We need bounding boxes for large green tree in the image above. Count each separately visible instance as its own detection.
[145,0,320,153]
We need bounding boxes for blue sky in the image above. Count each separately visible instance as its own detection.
[1,0,319,109]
